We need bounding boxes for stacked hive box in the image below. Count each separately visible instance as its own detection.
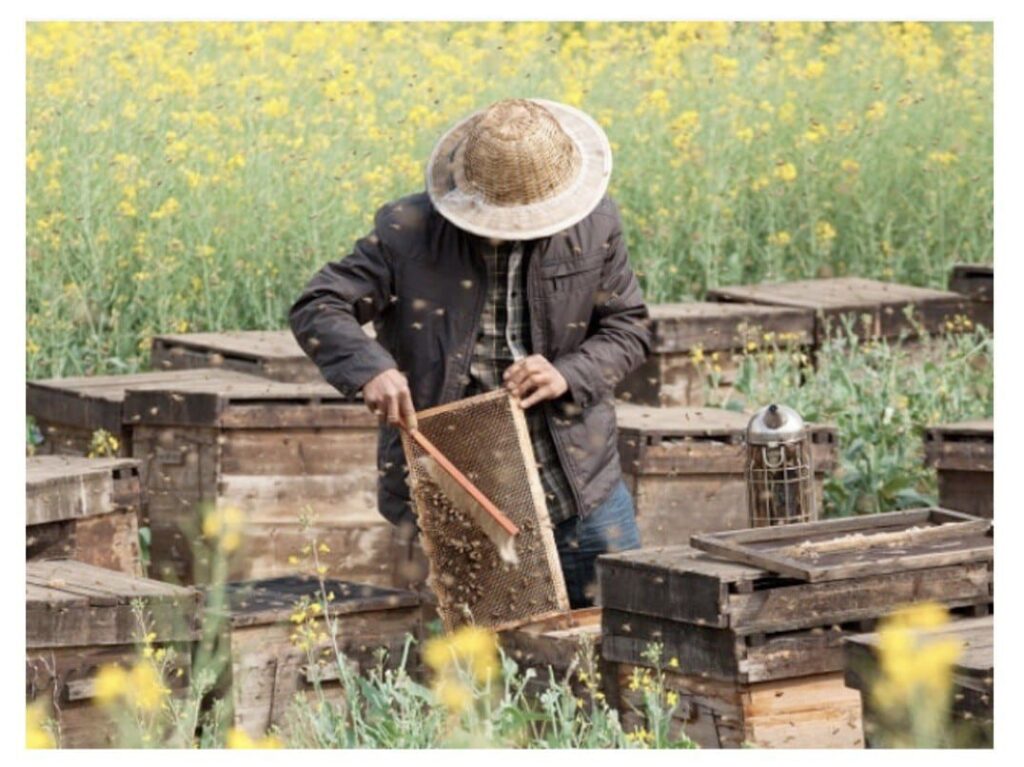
[598,510,993,749]
[498,608,606,698]
[616,302,814,407]
[707,277,979,352]
[26,560,202,748]
[925,419,993,520]
[843,615,993,747]
[149,326,375,383]
[212,576,421,737]
[27,368,246,457]
[27,455,144,575]
[149,328,429,594]
[119,370,387,586]
[615,403,837,547]
[949,263,993,330]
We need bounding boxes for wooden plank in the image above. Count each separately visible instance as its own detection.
[641,302,815,353]
[708,277,977,343]
[598,546,759,627]
[727,561,992,634]
[690,508,991,582]
[602,608,852,683]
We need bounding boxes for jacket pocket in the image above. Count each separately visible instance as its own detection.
[541,251,605,293]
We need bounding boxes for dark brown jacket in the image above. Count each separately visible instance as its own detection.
[288,191,651,527]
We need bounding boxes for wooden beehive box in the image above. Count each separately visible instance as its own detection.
[499,608,606,697]
[121,371,387,586]
[27,368,258,456]
[925,419,993,520]
[27,455,144,576]
[598,511,993,748]
[843,615,993,747]
[215,576,421,737]
[949,263,993,330]
[615,403,837,547]
[616,302,814,407]
[401,390,570,632]
[26,560,202,748]
[707,277,978,347]
[150,327,376,383]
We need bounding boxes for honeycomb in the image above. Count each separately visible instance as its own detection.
[401,390,569,631]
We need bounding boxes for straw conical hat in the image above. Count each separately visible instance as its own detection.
[426,98,613,240]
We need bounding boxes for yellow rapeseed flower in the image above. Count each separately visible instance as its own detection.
[774,162,798,182]
[93,663,129,707]
[226,727,283,748]
[129,661,169,712]
[26,700,56,749]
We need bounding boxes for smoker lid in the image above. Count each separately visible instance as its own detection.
[746,403,806,444]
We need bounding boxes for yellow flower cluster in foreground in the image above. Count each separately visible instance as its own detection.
[423,625,500,713]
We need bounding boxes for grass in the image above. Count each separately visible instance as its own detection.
[26,21,992,378]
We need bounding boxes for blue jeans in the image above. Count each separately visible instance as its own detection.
[553,479,642,609]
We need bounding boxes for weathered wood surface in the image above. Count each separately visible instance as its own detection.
[616,404,836,548]
[27,455,140,520]
[925,419,994,471]
[402,390,570,632]
[615,664,863,748]
[602,608,853,684]
[26,642,193,748]
[949,263,993,330]
[122,374,362,428]
[214,576,421,737]
[615,302,814,406]
[499,608,602,685]
[26,560,202,647]
[597,545,993,635]
[150,326,375,384]
[690,508,992,582]
[27,369,263,456]
[924,420,994,519]
[616,403,838,474]
[843,615,993,747]
[26,456,144,574]
[122,372,385,586]
[707,277,977,344]
[26,561,202,747]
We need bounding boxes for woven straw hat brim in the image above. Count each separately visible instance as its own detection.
[425,98,612,240]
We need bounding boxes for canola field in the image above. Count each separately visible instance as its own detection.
[26,21,992,378]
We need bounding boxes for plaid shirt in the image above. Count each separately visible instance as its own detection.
[463,238,578,525]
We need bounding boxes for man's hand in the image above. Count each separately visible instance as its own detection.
[503,354,568,409]
[363,368,418,430]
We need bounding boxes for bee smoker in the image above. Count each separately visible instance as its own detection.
[745,403,816,527]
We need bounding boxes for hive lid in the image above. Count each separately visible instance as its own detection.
[707,277,977,341]
[27,369,267,432]
[926,419,994,438]
[26,560,202,647]
[156,325,377,354]
[690,507,993,582]
[644,302,814,353]
[26,455,141,526]
[26,455,139,487]
[615,403,750,438]
[121,370,369,427]
[707,276,962,309]
[219,576,420,628]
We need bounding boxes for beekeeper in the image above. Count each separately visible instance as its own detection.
[289,97,651,607]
